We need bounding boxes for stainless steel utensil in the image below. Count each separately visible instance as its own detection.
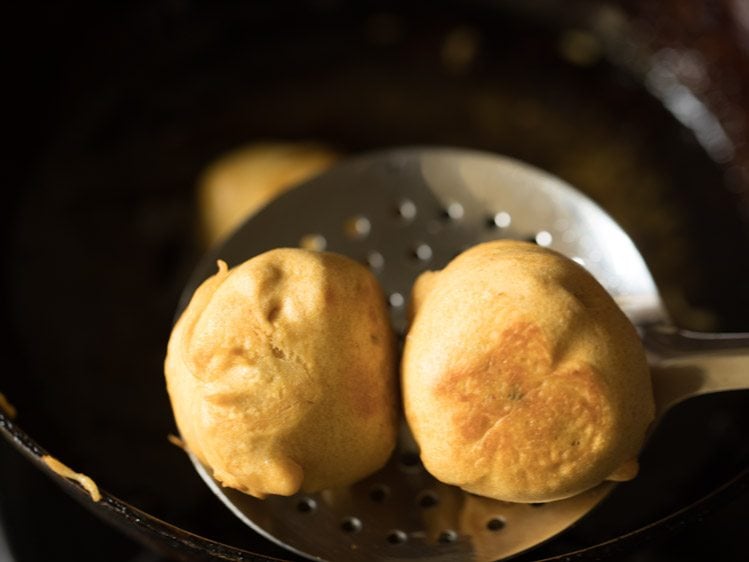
[181,147,749,562]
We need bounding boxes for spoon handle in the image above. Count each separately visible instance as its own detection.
[643,326,749,416]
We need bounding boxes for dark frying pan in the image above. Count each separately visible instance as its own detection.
[2,1,748,560]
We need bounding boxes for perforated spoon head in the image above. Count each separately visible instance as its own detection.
[182,147,669,562]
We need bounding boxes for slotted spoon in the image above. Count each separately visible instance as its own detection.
[179,147,749,562]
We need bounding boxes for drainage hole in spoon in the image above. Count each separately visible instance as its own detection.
[340,516,363,534]
[534,230,553,247]
[369,484,390,502]
[299,233,327,251]
[398,452,423,473]
[388,292,405,308]
[416,490,439,509]
[437,530,458,544]
[397,199,418,221]
[295,497,317,514]
[486,517,506,532]
[522,231,553,246]
[367,251,385,270]
[410,243,433,262]
[440,202,465,221]
[387,530,408,545]
[487,211,512,229]
[344,215,371,240]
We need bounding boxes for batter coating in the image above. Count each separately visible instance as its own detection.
[402,240,654,503]
[165,248,397,498]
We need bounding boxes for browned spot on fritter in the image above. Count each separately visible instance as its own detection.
[435,321,553,442]
[270,344,286,359]
[432,315,614,490]
[478,362,611,489]
[346,356,393,420]
[266,303,281,322]
[262,264,284,284]
[324,284,339,305]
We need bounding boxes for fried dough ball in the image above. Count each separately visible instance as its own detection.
[197,143,338,246]
[402,240,654,503]
[165,248,397,498]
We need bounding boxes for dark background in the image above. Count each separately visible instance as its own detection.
[2,1,748,561]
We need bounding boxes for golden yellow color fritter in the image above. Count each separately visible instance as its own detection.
[165,248,397,498]
[198,143,337,246]
[402,240,654,503]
